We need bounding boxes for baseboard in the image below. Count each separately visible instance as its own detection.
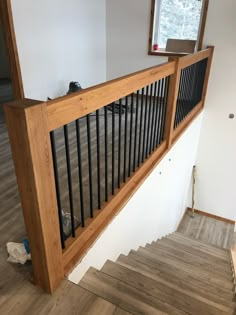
[186,207,235,225]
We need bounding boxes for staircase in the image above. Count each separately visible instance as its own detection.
[78,232,236,315]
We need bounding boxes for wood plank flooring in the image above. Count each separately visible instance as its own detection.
[178,209,235,249]
[0,104,236,314]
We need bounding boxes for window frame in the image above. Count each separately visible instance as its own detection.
[148,0,209,57]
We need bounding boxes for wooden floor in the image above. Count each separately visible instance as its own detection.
[178,209,235,249]
[0,105,236,313]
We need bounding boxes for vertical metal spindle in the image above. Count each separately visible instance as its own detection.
[138,88,145,167]
[50,131,65,248]
[153,80,161,148]
[118,99,122,189]
[86,115,94,218]
[104,106,108,202]
[133,90,139,172]
[150,82,158,154]
[158,78,166,145]
[96,110,101,209]
[146,84,153,158]
[123,96,128,182]
[76,119,85,228]
[128,94,134,177]
[112,103,115,194]
[63,125,75,237]
[142,86,149,163]
[156,79,164,147]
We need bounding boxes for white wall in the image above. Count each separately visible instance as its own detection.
[0,20,10,78]
[11,0,106,100]
[193,0,236,221]
[68,113,203,284]
[106,0,166,80]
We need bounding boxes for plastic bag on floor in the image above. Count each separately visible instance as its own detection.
[7,242,31,264]
[62,210,80,238]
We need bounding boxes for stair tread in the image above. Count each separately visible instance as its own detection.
[158,237,231,267]
[148,242,232,278]
[167,234,230,261]
[172,232,229,255]
[117,254,235,307]
[125,251,235,300]
[102,260,234,314]
[79,267,187,315]
[135,247,233,289]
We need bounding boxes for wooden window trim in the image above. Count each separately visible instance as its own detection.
[148,0,209,57]
[0,0,24,99]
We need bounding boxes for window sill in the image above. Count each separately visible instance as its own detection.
[148,50,189,57]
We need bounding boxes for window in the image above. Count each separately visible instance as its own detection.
[149,0,209,55]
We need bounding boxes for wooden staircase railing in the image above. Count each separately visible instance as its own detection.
[4,47,214,293]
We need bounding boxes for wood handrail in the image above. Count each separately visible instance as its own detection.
[178,48,212,70]
[4,47,214,293]
[46,61,176,131]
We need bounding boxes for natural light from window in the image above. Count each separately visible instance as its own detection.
[153,0,203,49]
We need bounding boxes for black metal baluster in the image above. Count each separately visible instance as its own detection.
[112,103,115,194]
[123,96,128,182]
[133,90,139,172]
[150,82,158,153]
[75,119,85,228]
[156,79,164,146]
[142,86,149,162]
[153,80,161,148]
[118,99,122,189]
[96,110,101,209]
[158,78,166,145]
[50,131,65,248]
[63,125,75,237]
[138,88,145,167]
[128,94,134,177]
[86,115,93,218]
[146,84,153,158]
[104,106,108,202]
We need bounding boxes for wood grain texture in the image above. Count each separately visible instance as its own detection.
[0,0,24,99]
[178,48,212,69]
[198,0,209,51]
[46,62,175,131]
[163,57,181,148]
[178,211,235,250]
[4,100,64,293]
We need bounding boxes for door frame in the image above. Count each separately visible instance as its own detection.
[0,0,24,99]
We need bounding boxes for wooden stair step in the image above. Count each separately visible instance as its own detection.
[126,250,235,300]
[135,247,233,290]
[104,259,235,314]
[117,254,235,307]
[158,237,231,268]
[79,267,187,315]
[148,242,232,278]
[166,234,230,262]
[171,232,229,258]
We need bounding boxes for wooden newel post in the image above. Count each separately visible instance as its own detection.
[164,57,181,148]
[4,99,64,293]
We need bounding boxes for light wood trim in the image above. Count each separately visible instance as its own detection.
[148,0,156,53]
[63,141,167,274]
[186,208,235,225]
[173,101,204,143]
[198,0,209,51]
[4,99,64,293]
[0,0,24,99]
[163,57,181,148]
[46,62,176,131]
[230,249,236,292]
[178,48,211,70]
[201,46,214,105]
[149,51,188,57]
